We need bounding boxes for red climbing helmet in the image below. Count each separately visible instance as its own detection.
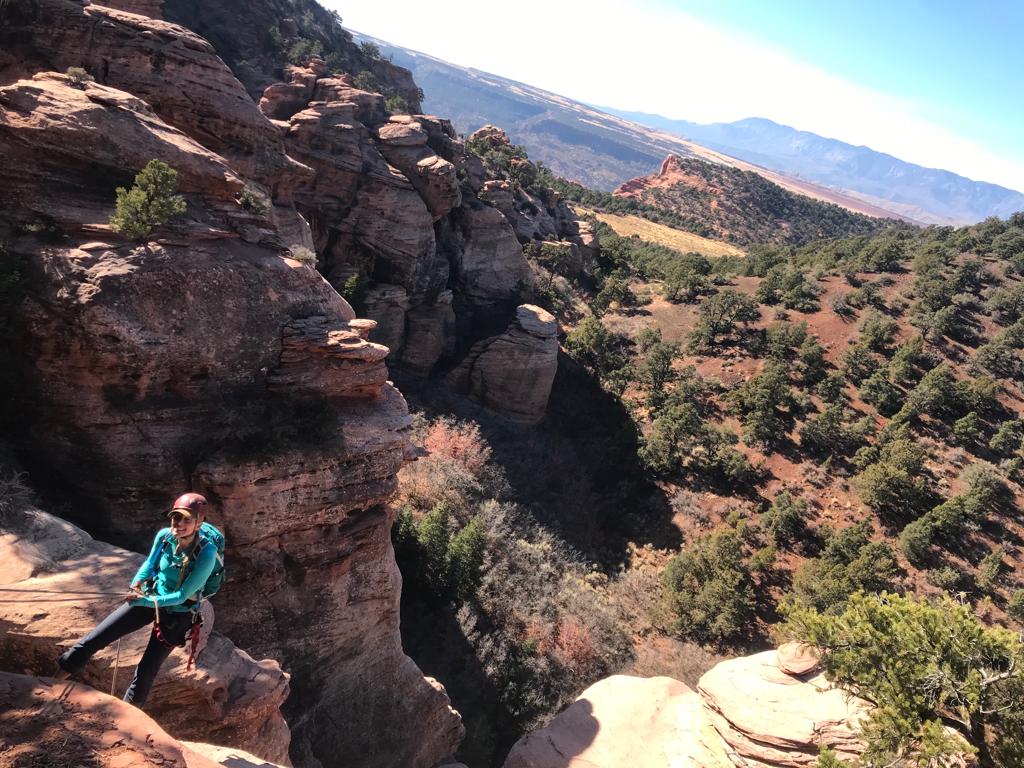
[169,492,208,519]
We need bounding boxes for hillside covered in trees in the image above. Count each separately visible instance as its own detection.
[614,154,896,246]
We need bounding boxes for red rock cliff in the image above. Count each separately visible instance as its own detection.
[0,3,463,766]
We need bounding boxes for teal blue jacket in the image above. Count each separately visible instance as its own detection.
[130,528,217,613]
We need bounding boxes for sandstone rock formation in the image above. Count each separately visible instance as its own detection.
[0,670,292,768]
[0,17,463,767]
[698,650,866,766]
[0,0,308,192]
[0,502,291,763]
[503,675,734,768]
[448,305,559,423]
[503,648,872,768]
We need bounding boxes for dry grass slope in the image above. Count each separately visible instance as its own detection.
[578,207,745,259]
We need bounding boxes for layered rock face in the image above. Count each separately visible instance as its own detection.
[0,671,288,768]
[0,0,308,191]
[260,63,531,378]
[503,646,870,768]
[0,5,463,766]
[448,305,559,424]
[0,504,291,764]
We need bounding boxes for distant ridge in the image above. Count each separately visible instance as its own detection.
[354,32,1018,225]
[599,109,1024,226]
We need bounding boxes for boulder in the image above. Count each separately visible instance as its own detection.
[448,305,558,424]
[183,742,290,768]
[503,675,734,768]
[776,642,821,676]
[478,181,558,243]
[376,118,462,222]
[0,505,291,764]
[698,650,866,765]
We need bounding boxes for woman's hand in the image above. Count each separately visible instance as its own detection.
[125,584,145,602]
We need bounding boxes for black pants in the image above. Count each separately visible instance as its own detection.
[57,603,193,707]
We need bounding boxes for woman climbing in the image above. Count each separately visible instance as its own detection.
[56,492,225,708]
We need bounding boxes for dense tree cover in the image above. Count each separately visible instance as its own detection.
[394,503,486,605]
[789,593,1024,767]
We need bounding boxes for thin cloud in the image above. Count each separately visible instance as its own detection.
[337,0,1024,191]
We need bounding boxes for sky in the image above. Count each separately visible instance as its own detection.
[333,0,1024,191]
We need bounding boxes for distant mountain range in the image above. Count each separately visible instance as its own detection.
[355,33,1024,226]
[599,110,1024,226]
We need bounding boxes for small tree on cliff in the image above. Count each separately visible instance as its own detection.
[786,592,1024,767]
[109,159,187,240]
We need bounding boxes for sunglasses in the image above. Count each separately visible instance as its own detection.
[169,511,193,524]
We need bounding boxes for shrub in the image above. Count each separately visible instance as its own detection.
[899,515,938,566]
[65,66,93,88]
[925,565,962,592]
[852,438,929,515]
[976,546,1004,592]
[109,159,187,239]
[889,334,932,384]
[288,245,317,265]
[661,253,712,302]
[786,521,900,614]
[858,368,902,416]
[762,491,808,546]
[384,94,409,114]
[565,317,629,380]
[592,275,637,315]
[989,418,1024,458]
[393,503,486,605]
[841,342,881,384]
[287,37,323,65]
[341,272,368,314]
[859,310,899,353]
[816,371,848,404]
[1008,590,1024,623]
[661,527,755,646]
[799,404,865,458]
[784,592,1024,767]
[359,41,381,59]
[239,186,270,215]
[687,290,760,350]
[636,340,679,406]
[797,335,827,384]
[421,418,493,477]
[952,411,983,447]
[730,362,792,447]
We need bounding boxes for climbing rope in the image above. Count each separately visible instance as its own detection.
[109,638,121,696]
[0,587,126,603]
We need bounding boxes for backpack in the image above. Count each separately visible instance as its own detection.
[152,522,226,601]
